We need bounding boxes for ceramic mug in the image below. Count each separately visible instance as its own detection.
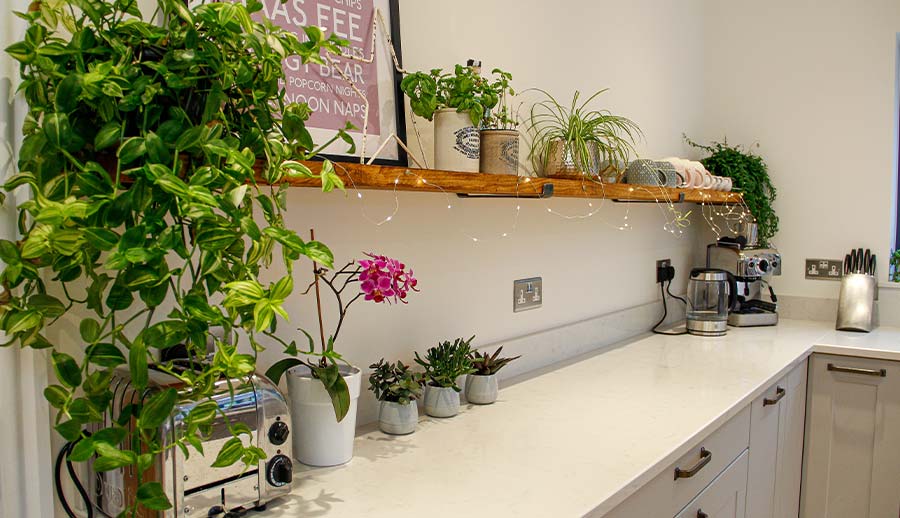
[722,177,733,191]
[714,176,726,191]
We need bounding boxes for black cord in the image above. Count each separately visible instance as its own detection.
[653,280,688,335]
[666,280,688,305]
[55,440,94,518]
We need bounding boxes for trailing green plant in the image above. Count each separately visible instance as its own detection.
[685,136,779,246]
[414,336,476,391]
[527,89,642,177]
[469,346,520,376]
[368,359,424,404]
[890,250,900,282]
[3,0,350,513]
[400,64,509,126]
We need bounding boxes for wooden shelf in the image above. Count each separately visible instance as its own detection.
[271,162,742,205]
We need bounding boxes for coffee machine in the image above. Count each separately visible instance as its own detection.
[706,222,782,327]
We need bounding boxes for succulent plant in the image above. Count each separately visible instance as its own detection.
[470,346,521,375]
[368,359,424,404]
[414,336,476,391]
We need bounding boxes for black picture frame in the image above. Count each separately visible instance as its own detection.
[314,0,407,167]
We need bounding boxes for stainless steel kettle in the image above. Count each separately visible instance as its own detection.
[686,268,738,336]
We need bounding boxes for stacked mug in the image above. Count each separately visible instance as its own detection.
[660,157,733,191]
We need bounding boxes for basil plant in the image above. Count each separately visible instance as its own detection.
[3,0,352,513]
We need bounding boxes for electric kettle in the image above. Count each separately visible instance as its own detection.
[686,268,738,336]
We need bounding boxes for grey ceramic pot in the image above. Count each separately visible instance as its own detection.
[378,400,418,435]
[465,374,499,405]
[423,385,460,418]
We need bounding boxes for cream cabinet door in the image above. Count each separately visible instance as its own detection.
[801,354,900,518]
[675,450,748,518]
[747,360,807,518]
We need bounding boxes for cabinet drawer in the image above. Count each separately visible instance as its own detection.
[604,405,751,518]
[676,449,749,518]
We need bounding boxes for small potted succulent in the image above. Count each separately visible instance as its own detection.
[401,62,510,172]
[267,251,419,466]
[368,359,424,435]
[415,337,475,418]
[479,69,519,175]
[466,347,521,405]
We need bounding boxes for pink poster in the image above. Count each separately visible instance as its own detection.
[258,0,381,135]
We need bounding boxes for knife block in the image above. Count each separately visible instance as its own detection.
[836,273,877,332]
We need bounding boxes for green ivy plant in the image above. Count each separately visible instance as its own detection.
[400,64,508,126]
[686,136,779,246]
[890,250,900,282]
[414,336,475,391]
[3,0,350,514]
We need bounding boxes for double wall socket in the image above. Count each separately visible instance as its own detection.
[513,277,542,312]
[805,259,843,280]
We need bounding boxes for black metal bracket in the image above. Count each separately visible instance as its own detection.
[611,191,685,204]
[456,183,554,199]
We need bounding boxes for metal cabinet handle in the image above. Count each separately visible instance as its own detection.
[763,386,786,406]
[674,448,712,480]
[827,363,886,377]
[697,511,709,518]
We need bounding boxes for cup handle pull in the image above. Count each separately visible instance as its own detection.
[674,448,712,480]
[763,386,786,406]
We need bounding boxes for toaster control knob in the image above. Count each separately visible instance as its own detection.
[758,259,769,273]
[268,421,290,445]
[267,455,292,487]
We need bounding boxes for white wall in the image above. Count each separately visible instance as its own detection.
[699,0,900,299]
[247,0,714,425]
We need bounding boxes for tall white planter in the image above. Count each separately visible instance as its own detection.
[423,385,460,418]
[434,108,479,172]
[286,365,361,467]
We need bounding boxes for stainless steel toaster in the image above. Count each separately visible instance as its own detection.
[89,362,293,517]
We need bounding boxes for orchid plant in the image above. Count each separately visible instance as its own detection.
[266,252,418,421]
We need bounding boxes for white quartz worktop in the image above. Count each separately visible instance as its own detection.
[264,320,900,518]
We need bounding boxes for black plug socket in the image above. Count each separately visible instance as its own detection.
[656,260,675,284]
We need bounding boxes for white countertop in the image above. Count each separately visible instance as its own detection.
[264,320,900,518]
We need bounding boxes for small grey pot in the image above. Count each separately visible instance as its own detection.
[423,385,460,418]
[378,401,418,435]
[465,374,499,405]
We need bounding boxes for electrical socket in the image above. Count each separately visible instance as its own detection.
[513,277,542,312]
[656,259,673,284]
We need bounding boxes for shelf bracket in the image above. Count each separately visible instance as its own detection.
[456,183,554,199]
[612,191,685,204]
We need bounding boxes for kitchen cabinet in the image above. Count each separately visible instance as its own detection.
[602,406,750,518]
[800,354,900,517]
[675,450,748,518]
[746,360,807,518]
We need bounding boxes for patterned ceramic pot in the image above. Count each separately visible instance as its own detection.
[479,129,519,175]
[434,108,479,172]
[378,400,418,435]
[423,385,460,418]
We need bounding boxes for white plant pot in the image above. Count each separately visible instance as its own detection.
[378,401,418,435]
[286,364,361,467]
[434,108,479,172]
[423,385,460,418]
[465,374,499,405]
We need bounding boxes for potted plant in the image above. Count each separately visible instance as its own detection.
[2,0,348,513]
[466,346,521,405]
[369,359,424,435]
[891,250,900,282]
[401,63,507,172]
[527,89,642,182]
[479,69,519,175]
[415,336,475,418]
[685,136,779,246]
[266,252,419,466]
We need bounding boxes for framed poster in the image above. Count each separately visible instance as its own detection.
[259,0,407,166]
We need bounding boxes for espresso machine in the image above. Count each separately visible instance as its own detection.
[706,222,782,327]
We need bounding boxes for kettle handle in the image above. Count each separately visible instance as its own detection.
[726,272,738,311]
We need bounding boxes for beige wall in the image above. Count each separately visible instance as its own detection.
[699,0,900,299]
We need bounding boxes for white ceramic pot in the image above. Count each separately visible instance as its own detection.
[479,129,519,175]
[423,385,460,418]
[378,401,418,435]
[434,108,479,172]
[286,364,361,467]
[465,374,499,405]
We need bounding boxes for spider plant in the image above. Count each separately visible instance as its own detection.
[526,89,642,178]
